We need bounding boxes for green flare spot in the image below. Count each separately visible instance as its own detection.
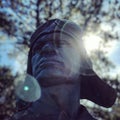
[24,86,29,91]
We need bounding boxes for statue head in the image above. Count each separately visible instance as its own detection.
[26,19,116,107]
[27,19,93,86]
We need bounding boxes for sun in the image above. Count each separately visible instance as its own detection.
[83,34,102,55]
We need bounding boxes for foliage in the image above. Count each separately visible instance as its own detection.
[0,67,16,120]
[0,0,120,120]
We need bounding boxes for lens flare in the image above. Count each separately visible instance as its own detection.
[14,74,41,102]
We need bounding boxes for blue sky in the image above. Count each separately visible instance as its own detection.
[0,41,27,75]
[109,41,120,66]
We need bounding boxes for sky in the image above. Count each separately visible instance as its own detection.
[0,40,28,76]
[107,41,120,79]
[109,41,120,66]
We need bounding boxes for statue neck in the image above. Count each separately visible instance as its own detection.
[40,83,80,118]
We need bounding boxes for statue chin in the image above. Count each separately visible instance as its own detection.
[34,67,78,87]
[35,68,67,86]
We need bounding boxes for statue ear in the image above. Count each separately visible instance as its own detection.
[80,70,117,108]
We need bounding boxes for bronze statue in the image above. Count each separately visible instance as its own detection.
[11,19,116,120]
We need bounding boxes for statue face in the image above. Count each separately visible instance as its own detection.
[31,33,81,86]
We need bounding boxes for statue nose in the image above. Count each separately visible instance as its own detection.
[41,43,57,56]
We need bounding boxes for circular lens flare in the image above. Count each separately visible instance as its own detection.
[14,74,41,102]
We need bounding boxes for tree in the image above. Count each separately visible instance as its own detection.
[0,0,120,119]
[0,67,16,119]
